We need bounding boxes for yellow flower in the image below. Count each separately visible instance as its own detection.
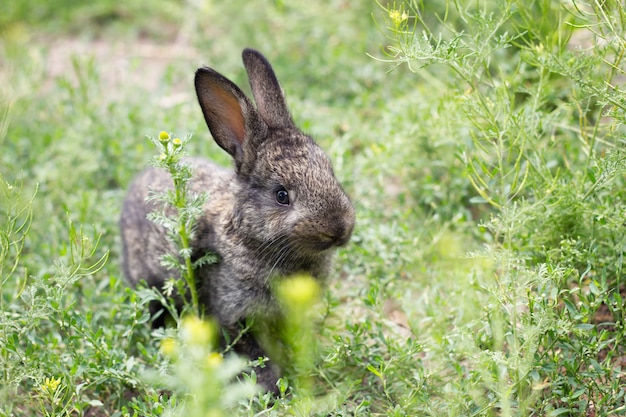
[205,352,223,368]
[40,376,61,396]
[276,274,321,311]
[180,315,217,347]
[160,337,178,358]
[389,9,408,27]
[172,137,182,147]
[158,131,170,142]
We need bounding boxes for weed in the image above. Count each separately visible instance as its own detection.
[144,130,216,317]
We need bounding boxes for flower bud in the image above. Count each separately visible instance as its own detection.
[159,131,170,142]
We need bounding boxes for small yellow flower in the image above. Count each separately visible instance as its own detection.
[172,138,182,147]
[40,376,61,396]
[276,274,321,311]
[160,337,178,358]
[158,131,170,142]
[205,352,223,368]
[389,9,408,27]
[181,315,217,347]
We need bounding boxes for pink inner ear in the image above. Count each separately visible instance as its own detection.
[210,85,246,145]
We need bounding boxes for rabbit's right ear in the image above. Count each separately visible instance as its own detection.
[242,48,294,129]
[195,67,266,168]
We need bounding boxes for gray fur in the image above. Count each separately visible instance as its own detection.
[120,48,355,394]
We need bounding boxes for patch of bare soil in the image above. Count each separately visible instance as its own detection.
[40,36,202,103]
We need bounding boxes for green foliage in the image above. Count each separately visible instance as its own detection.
[1,0,625,415]
[371,0,626,415]
[150,316,256,417]
[0,188,142,416]
[1,0,183,39]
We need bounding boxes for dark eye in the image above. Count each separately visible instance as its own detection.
[275,188,290,206]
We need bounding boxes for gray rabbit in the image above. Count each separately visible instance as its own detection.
[120,49,355,394]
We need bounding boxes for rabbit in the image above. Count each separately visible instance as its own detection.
[120,48,355,394]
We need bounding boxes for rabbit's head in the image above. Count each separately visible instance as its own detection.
[195,49,355,263]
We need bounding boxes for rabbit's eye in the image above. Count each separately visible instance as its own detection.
[275,188,290,206]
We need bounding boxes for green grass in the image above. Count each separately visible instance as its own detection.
[1,0,625,416]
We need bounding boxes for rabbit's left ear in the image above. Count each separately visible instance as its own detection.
[242,48,294,129]
[194,66,267,172]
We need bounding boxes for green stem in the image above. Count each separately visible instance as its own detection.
[221,320,254,355]
[171,165,200,317]
[179,222,199,316]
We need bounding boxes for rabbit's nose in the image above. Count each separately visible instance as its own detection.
[336,217,355,247]
[328,209,355,247]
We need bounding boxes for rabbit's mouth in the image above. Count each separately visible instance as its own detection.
[307,239,336,252]
[306,220,354,252]
[305,232,351,252]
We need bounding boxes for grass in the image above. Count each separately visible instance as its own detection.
[1,0,625,415]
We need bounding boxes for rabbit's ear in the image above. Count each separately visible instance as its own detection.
[195,67,266,165]
[242,48,294,129]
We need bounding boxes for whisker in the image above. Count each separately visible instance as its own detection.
[265,243,294,281]
[257,233,289,259]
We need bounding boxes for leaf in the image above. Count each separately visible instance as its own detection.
[469,196,488,204]
[549,408,573,416]
[366,364,383,379]
[193,252,219,269]
[588,280,601,295]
